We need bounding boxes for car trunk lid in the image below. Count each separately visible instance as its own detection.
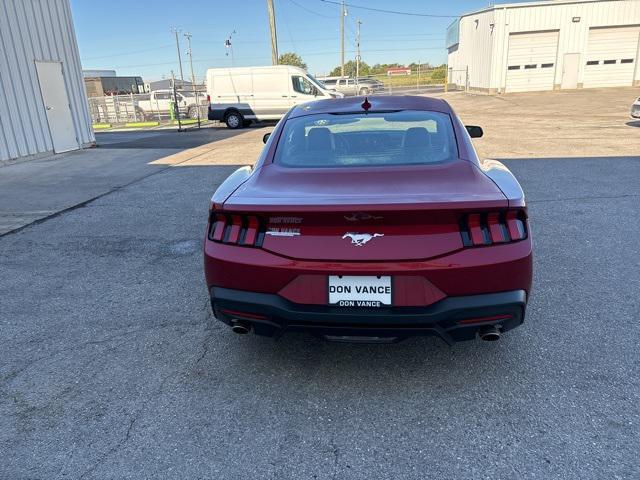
[223,161,507,261]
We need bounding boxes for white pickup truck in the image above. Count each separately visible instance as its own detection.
[134,90,208,120]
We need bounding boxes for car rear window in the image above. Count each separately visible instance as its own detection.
[274,110,458,168]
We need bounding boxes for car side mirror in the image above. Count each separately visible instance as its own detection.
[465,125,483,138]
[263,132,271,144]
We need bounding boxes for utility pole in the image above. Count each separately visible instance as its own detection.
[355,19,362,85]
[170,70,181,131]
[340,0,346,77]
[171,27,185,86]
[266,0,279,65]
[184,33,196,86]
[184,32,201,126]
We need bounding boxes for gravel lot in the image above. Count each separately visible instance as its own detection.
[1,89,639,479]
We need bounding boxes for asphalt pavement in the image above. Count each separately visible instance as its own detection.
[0,127,260,235]
[1,150,638,479]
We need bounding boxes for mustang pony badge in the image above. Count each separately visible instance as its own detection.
[342,232,384,246]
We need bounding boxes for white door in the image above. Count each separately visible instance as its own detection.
[35,61,78,153]
[505,31,559,93]
[290,75,318,106]
[561,53,581,89]
[583,26,640,88]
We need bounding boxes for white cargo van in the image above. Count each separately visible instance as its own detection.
[206,65,342,128]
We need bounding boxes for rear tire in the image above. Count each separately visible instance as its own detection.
[135,108,147,122]
[225,110,243,129]
[359,87,370,96]
[188,106,199,120]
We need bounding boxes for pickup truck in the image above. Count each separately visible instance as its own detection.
[134,90,208,120]
[318,77,383,96]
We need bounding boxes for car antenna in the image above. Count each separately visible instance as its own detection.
[361,97,371,113]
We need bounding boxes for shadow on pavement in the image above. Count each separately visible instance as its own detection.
[95,124,266,150]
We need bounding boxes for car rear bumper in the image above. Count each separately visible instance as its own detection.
[631,105,640,118]
[210,287,527,343]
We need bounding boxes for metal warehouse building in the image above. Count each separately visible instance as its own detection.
[446,0,640,93]
[0,0,94,164]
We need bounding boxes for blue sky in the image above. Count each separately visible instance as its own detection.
[71,0,497,81]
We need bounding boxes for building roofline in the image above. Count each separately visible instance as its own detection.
[459,0,626,19]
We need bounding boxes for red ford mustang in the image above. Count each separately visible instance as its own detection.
[204,96,532,344]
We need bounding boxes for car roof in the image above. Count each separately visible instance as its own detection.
[288,95,452,118]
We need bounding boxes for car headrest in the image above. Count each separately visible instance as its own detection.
[307,127,334,151]
[403,127,431,148]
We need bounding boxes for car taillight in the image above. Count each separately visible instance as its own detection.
[206,94,211,102]
[208,213,265,247]
[460,210,527,247]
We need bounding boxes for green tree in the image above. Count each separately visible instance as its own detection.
[329,60,370,77]
[278,52,307,70]
[431,64,447,80]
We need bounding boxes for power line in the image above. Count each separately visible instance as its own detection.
[362,33,445,38]
[81,44,173,61]
[199,34,443,46]
[108,44,447,69]
[280,0,298,52]
[345,12,357,48]
[287,0,336,19]
[81,35,445,63]
[306,46,446,56]
[319,0,458,18]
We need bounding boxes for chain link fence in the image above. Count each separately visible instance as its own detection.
[320,67,447,97]
[447,67,470,92]
[88,87,208,129]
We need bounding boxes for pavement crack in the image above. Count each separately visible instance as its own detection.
[196,299,215,365]
[124,417,136,442]
[1,321,206,390]
[0,148,217,238]
[329,438,340,466]
[197,327,214,365]
[78,412,138,479]
[77,368,176,479]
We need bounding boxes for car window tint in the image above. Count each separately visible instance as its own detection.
[274,111,458,168]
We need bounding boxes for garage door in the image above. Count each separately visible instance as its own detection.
[505,31,559,93]
[583,26,640,88]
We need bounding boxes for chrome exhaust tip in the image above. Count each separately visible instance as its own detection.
[478,325,501,342]
[230,322,251,335]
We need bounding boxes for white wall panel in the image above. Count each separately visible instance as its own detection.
[448,0,640,93]
[447,10,496,90]
[0,0,94,162]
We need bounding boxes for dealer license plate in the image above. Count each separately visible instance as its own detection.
[328,276,391,307]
